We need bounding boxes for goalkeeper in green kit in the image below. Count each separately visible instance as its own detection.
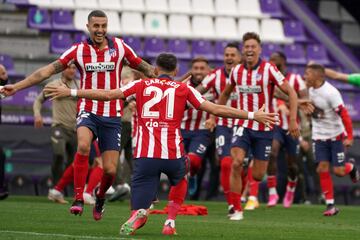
[325,68,360,87]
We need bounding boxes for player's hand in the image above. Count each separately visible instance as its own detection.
[298,99,315,115]
[204,117,216,132]
[0,84,17,97]
[34,115,44,129]
[343,138,353,149]
[254,105,279,128]
[44,85,71,100]
[288,119,300,138]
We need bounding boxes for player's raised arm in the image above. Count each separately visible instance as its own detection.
[218,83,235,105]
[1,60,65,97]
[44,84,124,101]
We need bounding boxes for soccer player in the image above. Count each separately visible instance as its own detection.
[218,32,300,220]
[44,53,277,235]
[195,42,242,216]
[33,64,78,184]
[304,64,359,216]
[0,10,155,218]
[265,51,307,208]
[180,57,214,196]
[324,68,360,87]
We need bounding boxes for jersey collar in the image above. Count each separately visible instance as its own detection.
[158,74,173,80]
[86,36,114,50]
[244,58,262,70]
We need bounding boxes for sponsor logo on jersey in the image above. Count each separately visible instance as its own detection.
[238,85,262,93]
[85,62,115,72]
[256,73,262,81]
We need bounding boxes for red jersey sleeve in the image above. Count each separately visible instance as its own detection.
[58,45,78,68]
[187,85,205,109]
[122,40,142,69]
[201,72,216,90]
[269,64,285,86]
[120,79,142,98]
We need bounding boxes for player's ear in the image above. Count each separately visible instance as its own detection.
[154,67,159,77]
[173,67,179,77]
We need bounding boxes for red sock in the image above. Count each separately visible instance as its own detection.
[54,164,74,192]
[189,153,202,176]
[230,192,242,211]
[267,175,277,189]
[97,173,115,199]
[220,156,232,205]
[319,171,334,204]
[345,163,354,175]
[286,178,297,192]
[73,153,89,201]
[168,178,187,220]
[248,167,259,197]
[85,166,103,194]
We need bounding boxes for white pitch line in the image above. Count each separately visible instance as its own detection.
[0,230,143,240]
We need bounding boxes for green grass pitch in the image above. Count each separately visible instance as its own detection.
[0,196,359,240]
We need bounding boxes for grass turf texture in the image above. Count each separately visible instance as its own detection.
[0,196,359,240]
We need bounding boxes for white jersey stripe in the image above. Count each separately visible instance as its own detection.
[161,128,168,159]
[115,38,125,114]
[60,45,77,61]
[76,44,86,113]
[147,127,155,158]
[241,68,249,128]
[175,129,181,158]
[136,126,143,158]
[103,50,111,117]
[263,63,271,131]
[252,68,259,130]
[89,46,98,114]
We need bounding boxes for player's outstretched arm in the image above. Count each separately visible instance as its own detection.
[199,102,278,126]
[0,60,64,97]
[44,85,124,101]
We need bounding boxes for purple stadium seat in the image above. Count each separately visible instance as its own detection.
[284,20,307,42]
[259,0,283,18]
[215,41,229,61]
[177,60,190,76]
[73,32,87,43]
[168,39,191,59]
[122,36,143,57]
[262,43,282,60]
[0,54,16,75]
[52,9,75,31]
[144,37,166,58]
[287,65,305,76]
[27,7,51,30]
[306,44,330,65]
[192,40,215,60]
[284,44,306,64]
[50,32,73,54]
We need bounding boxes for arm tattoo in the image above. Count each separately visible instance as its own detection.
[136,60,156,78]
[51,60,65,74]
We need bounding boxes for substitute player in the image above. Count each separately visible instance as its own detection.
[44,53,278,235]
[218,32,300,220]
[0,10,155,218]
[304,64,359,216]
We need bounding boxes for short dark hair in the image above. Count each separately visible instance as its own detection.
[88,10,107,22]
[191,56,209,66]
[225,41,240,52]
[156,53,177,72]
[242,32,261,44]
[306,63,325,74]
[273,51,287,62]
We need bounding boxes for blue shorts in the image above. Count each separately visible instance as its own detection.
[231,127,273,161]
[77,111,122,153]
[215,125,239,159]
[131,156,189,209]
[273,126,299,157]
[181,129,212,159]
[313,139,345,167]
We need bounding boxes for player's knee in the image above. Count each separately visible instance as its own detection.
[231,159,243,171]
[333,167,346,177]
[77,141,91,155]
[316,163,329,173]
[252,171,265,181]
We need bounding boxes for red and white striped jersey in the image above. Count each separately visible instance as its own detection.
[181,80,215,131]
[201,67,239,127]
[58,36,142,117]
[273,72,306,130]
[121,76,205,159]
[230,60,285,131]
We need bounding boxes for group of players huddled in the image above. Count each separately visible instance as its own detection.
[1,10,359,237]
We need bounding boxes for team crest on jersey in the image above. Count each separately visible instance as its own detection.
[108,48,117,57]
[256,73,262,81]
